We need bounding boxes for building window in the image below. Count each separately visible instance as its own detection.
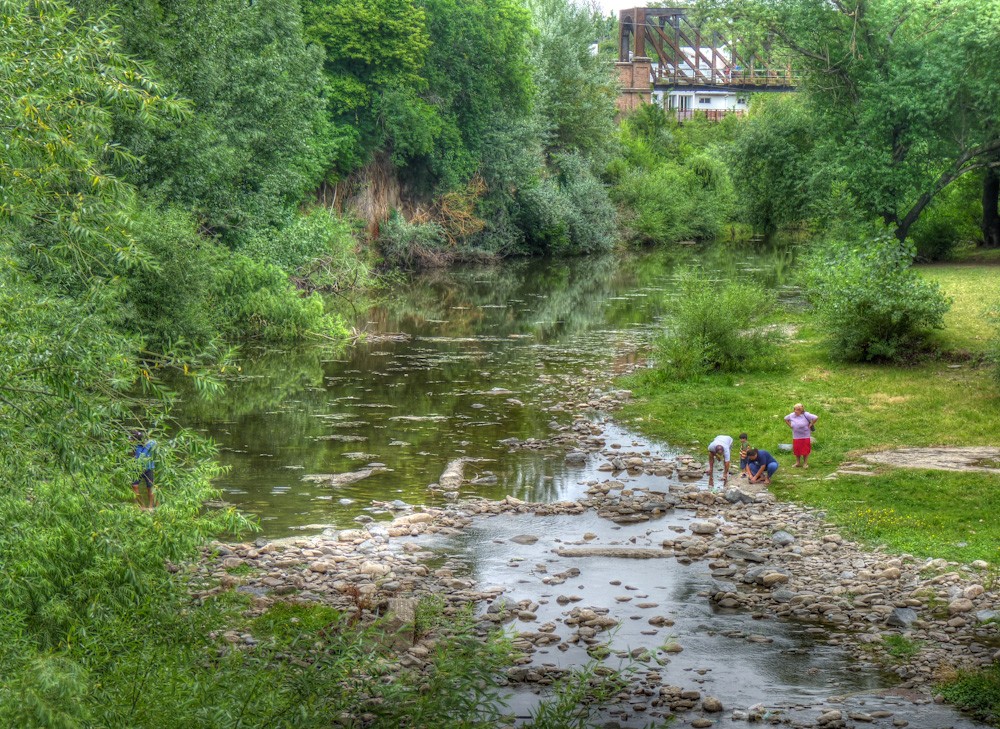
[699,97,711,104]
[736,97,747,104]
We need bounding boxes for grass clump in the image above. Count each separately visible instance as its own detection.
[939,663,1000,726]
[882,634,923,661]
[656,269,785,379]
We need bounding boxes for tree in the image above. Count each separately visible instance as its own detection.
[0,0,243,654]
[303,0,436,174]
[726,94,815,235]
[528,0,618,161]
[709,0,1000,242]
[72,0,335,244]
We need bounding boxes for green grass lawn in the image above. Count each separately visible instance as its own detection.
[921,263,1000,352]
[619,264,1000,564]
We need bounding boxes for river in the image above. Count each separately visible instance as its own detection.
[176,246,798,536]
[175,245,987,728]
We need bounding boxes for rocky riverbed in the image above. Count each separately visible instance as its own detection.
[194,398,997,728]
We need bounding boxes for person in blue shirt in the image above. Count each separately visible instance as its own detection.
[131,430,157,509]
[744,448,778,485]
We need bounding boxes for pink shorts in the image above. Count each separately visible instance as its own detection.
[792,438,812,457]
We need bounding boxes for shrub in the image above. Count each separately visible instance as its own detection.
[555,152,617,254]
[939,663,1000,725]
[613,160,729,246]
[127,204,345,347]
[514,178,572,253]
[378,211,449,268]
[239,207,371,291]
[804,237,951,362]
[656,270,786,378]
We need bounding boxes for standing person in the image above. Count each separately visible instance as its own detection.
[131,431,157,510]
[784,403,819,468]
[744,448,779,485]
[738,432,753,476]
[704,435,733,490]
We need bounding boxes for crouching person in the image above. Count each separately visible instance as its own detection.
[745,448,778,485]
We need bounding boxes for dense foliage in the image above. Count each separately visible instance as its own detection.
[656,269,785,378]
[610,107,735,246]
[804,239,951,362]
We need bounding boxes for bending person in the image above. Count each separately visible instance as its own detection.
[704,435,733,490]
[745,448,779,485]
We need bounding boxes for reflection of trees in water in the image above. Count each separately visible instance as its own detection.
[175,346,336,423]
[171,244,804,532]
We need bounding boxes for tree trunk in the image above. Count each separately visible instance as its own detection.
[982,168,1000,247]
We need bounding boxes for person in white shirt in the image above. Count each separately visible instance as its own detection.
[704,435,733,490]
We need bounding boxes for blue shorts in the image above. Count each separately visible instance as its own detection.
[133,469,154,490]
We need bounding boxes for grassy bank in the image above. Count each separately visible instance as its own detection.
[619,263,1000,564]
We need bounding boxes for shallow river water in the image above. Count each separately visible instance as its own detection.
[178,247,799,534]
[176,246,987,728]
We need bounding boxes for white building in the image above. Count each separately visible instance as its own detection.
[655,88,749,120]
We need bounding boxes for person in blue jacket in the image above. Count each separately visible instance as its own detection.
[131,430,157,509]
[744,448,778,485]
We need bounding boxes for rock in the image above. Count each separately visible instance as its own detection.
[511,534,540,545]
[690,521,718,535]
[772,589,796,604]
[976,610,998,623]
[360,561,391,577]
[302,467,389,487]
[724,488,755,504]
[691,720,714,728]
[725,546,766,563]
[564,450,587,465]
[771,530,796,547]
[701,696,723,712]
[816,709,843,725]
[949,598,974,614]
[762,572,789,587]
[886,607,919,628]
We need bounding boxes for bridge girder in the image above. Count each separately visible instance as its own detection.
[618,7,797,90]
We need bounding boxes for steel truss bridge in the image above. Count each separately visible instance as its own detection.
[618,7,797,91]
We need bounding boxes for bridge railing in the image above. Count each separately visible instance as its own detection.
[672,109,746,123]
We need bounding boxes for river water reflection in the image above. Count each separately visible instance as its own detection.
[176,245,797,536]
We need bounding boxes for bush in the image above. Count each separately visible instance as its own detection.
[239,207,371,291]
[555,152,617,254]
[378,211,449,268]
[127,204,345,347]
[804,237,951,362]
[614,162,728,246]
[656,270,786,378]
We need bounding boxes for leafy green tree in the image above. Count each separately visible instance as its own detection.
[528,0,617,161]
[710,0,1000,242]
[73,0,334,244]
[303,0,435,173]
[415,0,534,190]
[0,0,246,655]
[726,94,815,235]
